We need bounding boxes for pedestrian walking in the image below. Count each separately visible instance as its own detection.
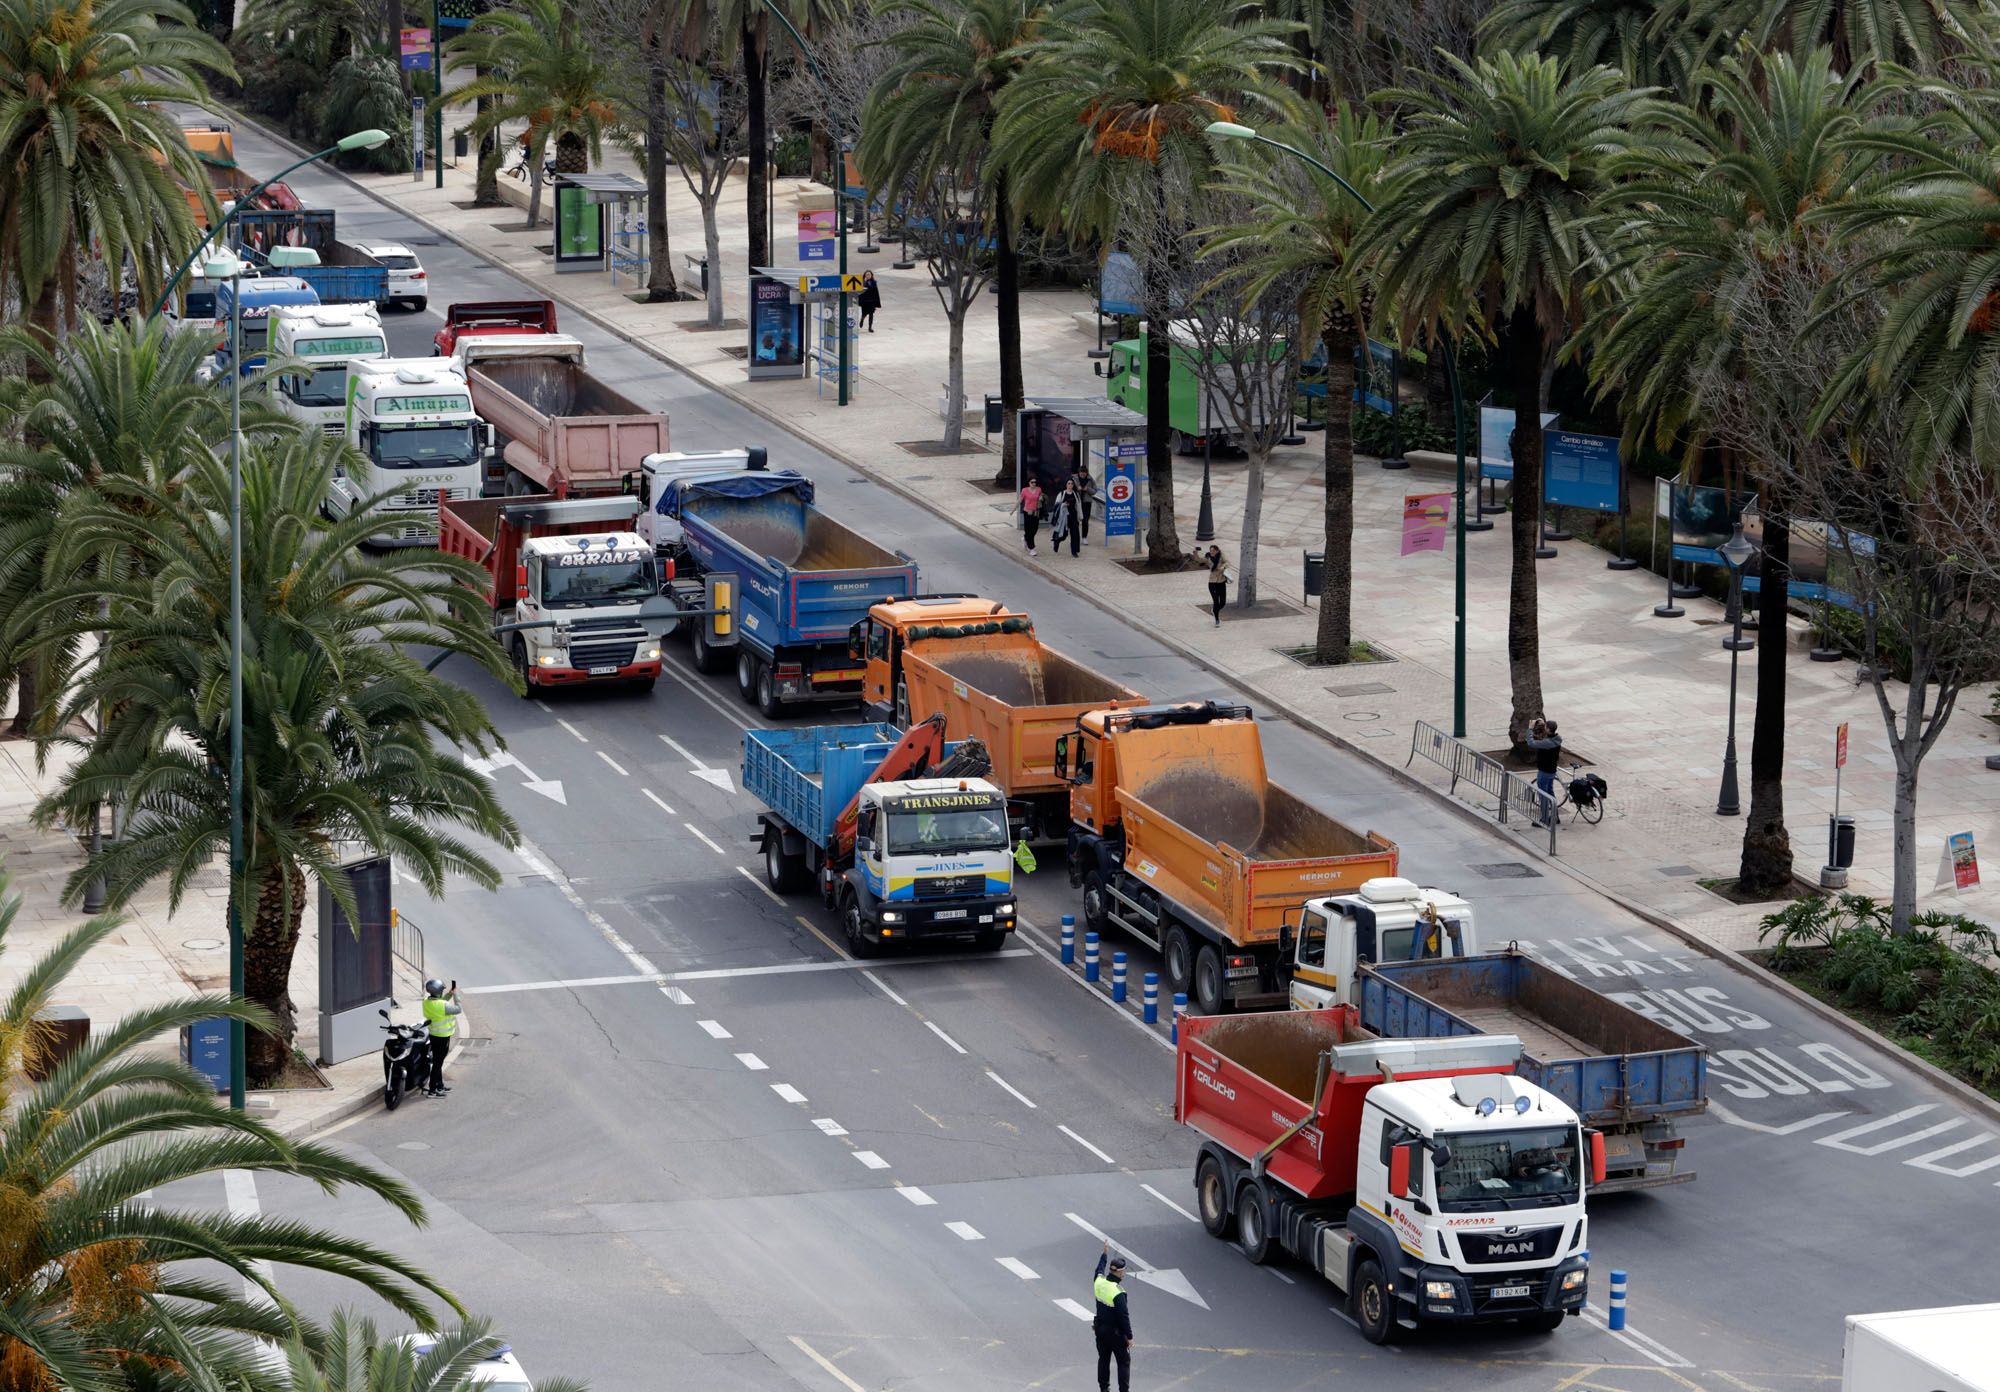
[1020,478,1043,554]
[1527,717,1562,826]
[421,978,461,1097]
[1072,463,1094,546]
[857,270,881,332]
[1050,481,1075,557]
[1092,1240,1133,1392]
[1204,544,1230,626]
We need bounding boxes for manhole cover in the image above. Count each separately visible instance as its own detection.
[396,1141,433,1152]
[1469,862,1542,879]
[517,873,553,888]
[1329,681,1396,697]
[1658,864,1702,877]
[181,937,224,951]
[1342,710,1380,722]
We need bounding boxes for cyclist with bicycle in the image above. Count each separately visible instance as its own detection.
[1526,717,1563,827]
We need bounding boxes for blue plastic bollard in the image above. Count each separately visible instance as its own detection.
[1084,931,1101,982]
[1172,991,1188,1043]
[1111,950,1128,1003]
[1060,915,1076,965]
[1608,1270,1627,1331]
[1142,971,1159,1024]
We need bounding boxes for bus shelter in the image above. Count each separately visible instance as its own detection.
[552,173,647,285]
[749,264,863,396]
[1014,397,1148,550]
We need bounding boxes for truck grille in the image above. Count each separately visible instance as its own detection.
[570,640,638,669]
[1458,1227,1562,1266]
[321,422,343,438]
[399,486,469,507]
[916,874,983,899]
[1469,1273,1550,1314]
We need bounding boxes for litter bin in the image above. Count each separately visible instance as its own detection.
[1828,814,1857,870]
[181,1016,234,1093]
[985,395,1004,436]
[453,131,469,159]
[26,1005,89,1081]
[1303,549,1326,600]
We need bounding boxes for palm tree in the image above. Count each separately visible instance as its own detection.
[1588,47,1867,894]
[261,1311,589,1392]
[0,877,461,1392]
[1205,103,1390,665]
[1360,51,1650,745]
[18,435,520,1084]
[444,0,620,227]
[1657,0,1993,75]
[992,0,1298,564]
[1481,0,1700,89]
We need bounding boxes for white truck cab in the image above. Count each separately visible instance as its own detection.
[513,526,667,690]
[634,448,769,552]
[270,305,387,436]
[1285,878,1478,1011]
[334,359,487,545]
[851,777,1016,941]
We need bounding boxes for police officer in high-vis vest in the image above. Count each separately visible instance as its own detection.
[1092,1239,1133,1392]
[421,978,461,1098]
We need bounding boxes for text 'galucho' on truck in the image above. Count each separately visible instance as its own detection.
[1054,702,1400,1015]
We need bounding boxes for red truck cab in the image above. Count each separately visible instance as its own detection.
[432,299,559,358]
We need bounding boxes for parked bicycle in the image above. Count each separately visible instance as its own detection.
[1554,763,1608,825]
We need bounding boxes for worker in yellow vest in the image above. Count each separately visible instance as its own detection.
[1093,1239,1132,1392]
[421,978,461,1098]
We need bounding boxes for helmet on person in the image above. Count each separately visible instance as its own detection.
[425,978,447,997]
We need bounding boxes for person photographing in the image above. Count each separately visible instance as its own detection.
[1092,1239,1133,1392]
[1526,718,1562,826]
[421,978,461,1098]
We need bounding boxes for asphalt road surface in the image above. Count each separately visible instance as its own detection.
[152,118,2000,1392]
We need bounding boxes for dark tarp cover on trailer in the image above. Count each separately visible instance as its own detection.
[657,469,815,517]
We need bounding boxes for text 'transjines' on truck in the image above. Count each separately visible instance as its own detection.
[1054,702,1399,1015]
[1177,1007,1604,1344]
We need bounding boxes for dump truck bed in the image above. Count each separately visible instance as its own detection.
[741,723,910,849]
[464,343,669,494]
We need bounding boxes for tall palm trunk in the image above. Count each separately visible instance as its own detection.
[993,176,1024,489]
[743,15,770,270]
[1505,306,1547,747]
[7,280,62,739]
[1739,503,1793,892]
[473,74,501,207]
[643,21,678,302]
[243,862,307,1086]
[1143,169,1180,563]
[1315,319,1357,663]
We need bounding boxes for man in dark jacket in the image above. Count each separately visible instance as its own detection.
[1093,1241,1133,1392]
[1527,718,1562,826]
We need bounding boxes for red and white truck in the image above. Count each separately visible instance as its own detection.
[431,299,558,357]
[1176,1005,1603,1344]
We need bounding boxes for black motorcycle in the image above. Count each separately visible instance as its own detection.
[378,1009,431,1111]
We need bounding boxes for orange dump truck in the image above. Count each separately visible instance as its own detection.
[850,597,1146,839]
[1054,701,1399,1015]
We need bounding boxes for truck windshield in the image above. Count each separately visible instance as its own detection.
[369,423,477,469]
[540,554,659,607]
[285,366,350,407]
[1435,1126,1582,1211]
[886,808,1009,855]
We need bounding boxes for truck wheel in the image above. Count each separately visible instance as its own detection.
[1082,871,1111,934]
[1354,1259,1399,1345]
[511,638,534,699]
[1235,1181,1274,1265]
[1163,924,1194,999]
[894,679,911,727]
[841,891,881,959]
[1193,943,1227,1016]
[764,836,805,893]
[689,623,718,673]
[1518,1311,1566,1334]
[1196,1155,1235,1239]
[737,652,759,701]
[756,664,784,719]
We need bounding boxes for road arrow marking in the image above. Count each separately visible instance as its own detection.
[467,751,566,805]
[659,732,735,793]
[1062,1212,1209,1310]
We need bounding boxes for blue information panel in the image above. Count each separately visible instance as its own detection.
[1478,407,1558,482]
[1543,430,1622,512]
[1669,484,1754,565]
[1104,441,1141,538]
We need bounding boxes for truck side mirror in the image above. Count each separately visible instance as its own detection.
[848,622,865,662]
[1053,734,1070,781]
[1389,1143,1413,1200]
[1588,1130,1606,1186]
[1278,922,1295,960]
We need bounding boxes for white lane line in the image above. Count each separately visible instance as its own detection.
[697,1019,732,1040]
[642,787,678,816]
[533,700,553,714]
[556,717,589,744]
[660,985,693,1005]
[945,1221,984,1242]
[1014,920,1173,1053]
[787,1336,866,1392]
[517,838,661,977]
[986,1070,1038,1109]
[996,1257,1040,1281]
[464,972,662,996]
[897,1185,936,1206]
[771,1083,807,1104]
[853,1150,890,1170]
[1580,1305,1693,1368]
[1053,1297,1094,1322]
[1906,1131,2000,1178]
[736,864,786,904]
[1141,1183,1198,1223]
[222,1170,277,1307]
[684,822,727,855]
[924,1020,967,1054]
[1058,1125,1117,1165]
[734,1052,768,1071]
[813,1118,848,1137]
[659,663,754,730]
[595,750,628,776]
[862,970,909,1006]
[1708,1102,1849,1136]
[1814,1106,1959,1155]
[1265,1268,1296,1284]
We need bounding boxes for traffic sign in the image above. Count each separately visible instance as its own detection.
[796,273,865,294]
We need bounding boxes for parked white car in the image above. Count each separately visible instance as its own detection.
[397,1336,533,1390]
[362,242,429,312]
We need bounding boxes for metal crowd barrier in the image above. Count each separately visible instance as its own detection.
[1407,720,1557,854]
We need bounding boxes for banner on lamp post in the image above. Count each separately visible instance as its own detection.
[399,27,431,69]
[1401,493,1450,556]
[798,209,836,262]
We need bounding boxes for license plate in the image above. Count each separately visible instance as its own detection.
[1491,1284,1531,1299]
[933,909,967,920]
[589,666,617,676]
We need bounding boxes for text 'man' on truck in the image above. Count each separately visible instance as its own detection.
[331,360,486,545]
[1178,1006,1604,1344]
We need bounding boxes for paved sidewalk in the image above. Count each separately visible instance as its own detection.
[0,737,442,1137]
[354,145,2000,954]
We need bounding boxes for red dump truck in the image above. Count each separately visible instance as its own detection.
[459,334,669,498]
[850,597,1146,839]
[1177,1007,1600,1344]
[1055,701,1399,1014]
[432,299,558,357]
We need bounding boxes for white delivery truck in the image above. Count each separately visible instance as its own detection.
[332,359,488,545]
[270,305,388,436]
[1844,1305,2000,1391]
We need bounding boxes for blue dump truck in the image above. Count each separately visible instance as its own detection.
[229,208,390,306]
[743,720,1017,956]
[658,469,918,716]
[1357,950,1708,1193]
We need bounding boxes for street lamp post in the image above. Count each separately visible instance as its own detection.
[1204,120,1472,739]
[150,129,390,319]
[1715,521,1757,817]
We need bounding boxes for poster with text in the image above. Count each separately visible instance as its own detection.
[1104,442,1142,537]
[798,208,836,262]
[1543,430,1623,512]
[748,276,803,369]
[1401,493,1451,555]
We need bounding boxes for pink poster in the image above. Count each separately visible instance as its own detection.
[1401,493,1450,556]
